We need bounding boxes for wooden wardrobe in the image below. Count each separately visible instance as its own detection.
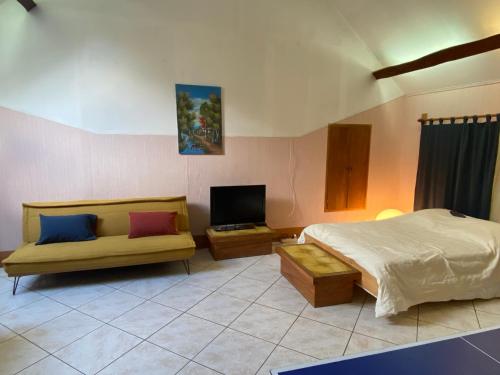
[324,124,371,212]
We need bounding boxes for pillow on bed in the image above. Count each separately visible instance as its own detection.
[128,211,178,239]
[36,214,97,245]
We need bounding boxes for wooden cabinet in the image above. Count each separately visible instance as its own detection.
[206,226,274,260]
[324,124,371,212]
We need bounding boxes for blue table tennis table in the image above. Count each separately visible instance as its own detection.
[272,326,500,375]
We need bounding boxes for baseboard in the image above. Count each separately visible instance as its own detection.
[193,235,210,249]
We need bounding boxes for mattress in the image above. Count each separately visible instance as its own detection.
[299,209,500,317]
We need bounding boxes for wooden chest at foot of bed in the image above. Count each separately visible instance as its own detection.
[277,243,361,307]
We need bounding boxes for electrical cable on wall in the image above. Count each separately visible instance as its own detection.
[288,138,297,218]
[185,157,190,196]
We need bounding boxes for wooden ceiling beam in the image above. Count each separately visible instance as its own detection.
[373,34,500,79]
[17,0,37,12]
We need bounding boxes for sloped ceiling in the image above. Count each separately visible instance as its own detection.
[0,0,401,137]
[332,0,500,94]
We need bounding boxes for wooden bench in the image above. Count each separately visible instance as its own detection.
[277,243,361,307]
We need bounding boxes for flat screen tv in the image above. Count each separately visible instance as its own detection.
[210,185,266,226]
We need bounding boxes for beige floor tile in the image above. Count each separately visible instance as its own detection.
[110,301,180,338]
[218,275,272,301]
[50,284,114,308]
[0,287,44,315]
[417,321,460,341]
[0,277,13,294]
[54,325,141,374]
[254,254,281,269]
[0,298,70,333]
[280,317,350,359]
[300,295,363,331]
[119,273,187,299]
[152,283,212,311]
[354,307,417,345]
[19,274,82,297]
[189,249,216,272]
[90,267,144,289]
[0,336,47,375]
[0,324,16,343]
[240,263,281,284]
[419,301,479,331]
[177,362,220,375]
[363,294,417,320]
[274,277,295,290]
[188,292,250,325]
[344,333,394,355]
[149,314,224,358]
[477,310,500,329]
[23,310,102,353]
[183,269,237,291]
[256,285,308,315]
[230,304,296,343]
[206,256,261,273]
[474,298,500,315]
[99,341,188,375]
[19,355,80,375]
[256,346,316,375]
[77,290,144,322]
[195,329,275,375]
[0,267,9,278]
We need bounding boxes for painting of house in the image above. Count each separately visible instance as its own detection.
[175,84,223,155]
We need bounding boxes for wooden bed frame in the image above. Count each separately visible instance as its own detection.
[304,233,379,297]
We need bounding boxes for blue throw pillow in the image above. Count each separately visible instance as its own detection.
[36,214,97,245]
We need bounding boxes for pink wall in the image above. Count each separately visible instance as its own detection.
[341,82,500,213]
[0,104,403,250]
[2,82,498,250]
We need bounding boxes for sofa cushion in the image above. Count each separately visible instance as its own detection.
[37,214,97,245]
[4,231,195,265]
[128,211,178,238]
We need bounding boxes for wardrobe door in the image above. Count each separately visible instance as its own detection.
[324,124,371,212]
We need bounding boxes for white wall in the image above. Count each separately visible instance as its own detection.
[0,0,402,137]
[332,0,500,94]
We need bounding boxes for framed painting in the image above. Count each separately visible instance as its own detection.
[175,84,223,155]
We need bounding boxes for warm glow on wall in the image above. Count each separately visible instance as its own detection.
[376,209,404,221]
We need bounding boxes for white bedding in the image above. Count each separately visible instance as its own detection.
[299,209,500,317]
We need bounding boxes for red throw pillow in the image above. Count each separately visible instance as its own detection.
[128,211,178,239]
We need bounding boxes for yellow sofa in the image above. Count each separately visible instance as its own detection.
[2,196,196,294]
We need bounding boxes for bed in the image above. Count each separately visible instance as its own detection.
[298,209,500,317]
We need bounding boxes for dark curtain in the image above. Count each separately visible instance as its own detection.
[414,114,500,220]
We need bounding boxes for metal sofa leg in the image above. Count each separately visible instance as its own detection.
[182,260,190,275]
[12,276,20,295]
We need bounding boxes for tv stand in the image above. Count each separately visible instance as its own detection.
[206,226,275,260]
[212,223,256,232]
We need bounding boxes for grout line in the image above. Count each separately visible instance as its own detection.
[472,300,482,329]
[94,255,267,374]
[175,361,225,375]
[7,252,484,375]
[256,296,313,374]
[461,337,500,365]
[416,304,420,341]
[342,292,367,356]
[175,256,285,374]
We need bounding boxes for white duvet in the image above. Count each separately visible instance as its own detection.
[299,209,500,317]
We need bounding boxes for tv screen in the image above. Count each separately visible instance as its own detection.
[210,185,266,226]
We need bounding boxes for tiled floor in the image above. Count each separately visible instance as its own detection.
[0,249,499,375]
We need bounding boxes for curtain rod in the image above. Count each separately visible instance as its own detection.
[418,112,499,123]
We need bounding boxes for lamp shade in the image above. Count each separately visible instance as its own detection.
[376,209,403,221]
